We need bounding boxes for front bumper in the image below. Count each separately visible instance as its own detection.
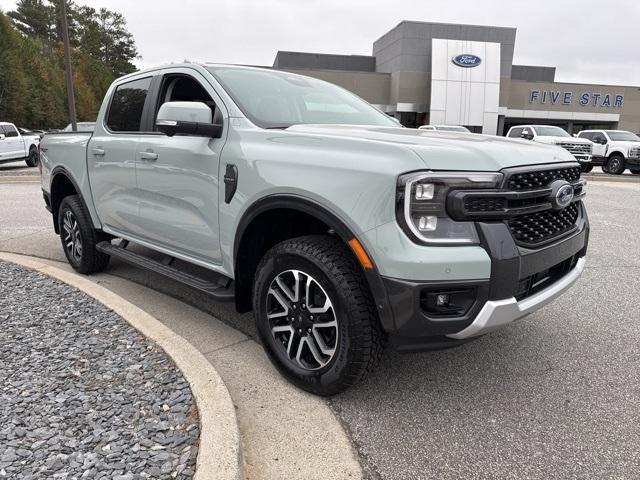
[382,202,589,351]
[573,154,591,163]
[446,257,585,339]
[627,156,640,168]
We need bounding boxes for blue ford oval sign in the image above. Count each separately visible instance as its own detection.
[452,54,482,68]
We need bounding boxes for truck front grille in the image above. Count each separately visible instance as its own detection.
[507,203,579,247]
[447,163,585,249]
[630,147,640,157]
[507,166,581,190]
[555,142,592,156]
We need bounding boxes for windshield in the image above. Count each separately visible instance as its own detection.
[207,67,398,129]
[605,131,640,141]
[435,126,470,132]
[532,126,571,137]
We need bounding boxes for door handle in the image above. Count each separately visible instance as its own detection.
[139,151,158,161]
[92,148,105,156]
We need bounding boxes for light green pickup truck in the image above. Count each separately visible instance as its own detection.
[40,64,589,395]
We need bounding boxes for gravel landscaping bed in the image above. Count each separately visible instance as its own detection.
[0,261,200,479]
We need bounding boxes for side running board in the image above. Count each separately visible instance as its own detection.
[96,241,234,302]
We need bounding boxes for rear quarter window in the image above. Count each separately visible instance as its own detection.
[106,77,152,132]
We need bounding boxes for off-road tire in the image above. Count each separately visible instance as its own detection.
[58,195,110,274]
[252,235,385,396]
[24,146,39,167]
[580,164,593,173]
[606,154,626,175]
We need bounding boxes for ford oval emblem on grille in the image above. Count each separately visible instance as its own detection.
[549,180,575,210]
[452,54,482,68]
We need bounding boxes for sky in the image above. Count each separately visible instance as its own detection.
[1,0,639,86]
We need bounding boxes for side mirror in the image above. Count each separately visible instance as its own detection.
[0,134,5,141]
[520,131,533,140]
[594,137,607,145]
[156,101,222,138]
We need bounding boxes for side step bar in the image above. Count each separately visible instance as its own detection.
[96,241,234,302]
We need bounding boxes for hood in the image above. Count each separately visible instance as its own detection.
[535,136,592,145]
[611,140,640,148]
[285,124,576,171]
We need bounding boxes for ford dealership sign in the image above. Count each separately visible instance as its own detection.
[452,54,482,68]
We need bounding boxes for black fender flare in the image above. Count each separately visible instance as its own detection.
[49,166,93,233]
[233,194,395,332]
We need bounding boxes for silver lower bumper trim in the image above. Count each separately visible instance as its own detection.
[447,257,586,340]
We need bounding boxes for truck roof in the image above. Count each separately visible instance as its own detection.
[115,62,278,83]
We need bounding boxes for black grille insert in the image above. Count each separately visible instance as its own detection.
[507,203,579,247]
[507,166,581,190]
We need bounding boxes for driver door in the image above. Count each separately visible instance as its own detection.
[134,68,227,264]
[591,131,608,157]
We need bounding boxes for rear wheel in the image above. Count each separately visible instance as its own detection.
[24,146,39,167]
[605,154,625,175]
[580,164,593,173]
[630,169,640,175]
[252,235,384,396]
[58,195,110,274]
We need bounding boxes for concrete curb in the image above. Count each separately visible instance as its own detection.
[0,175,40,183]
[0,252,244,480]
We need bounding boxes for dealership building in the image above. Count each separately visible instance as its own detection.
[271,21,640,135]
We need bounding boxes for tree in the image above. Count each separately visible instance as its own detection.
[6,0,56,42]
[7,1,139,78]
[1,2,139,128]
[0,13,29,122]
[76,6,138,76]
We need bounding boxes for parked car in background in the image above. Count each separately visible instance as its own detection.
[18,127,46,139]
[576,130,640,175]
[419,125,471,133]
[40,64,588,395]
[0,122,40,167]
[62,122,96,132]
[506,125,593,172]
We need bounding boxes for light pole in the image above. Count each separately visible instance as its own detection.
[60,0,77,131]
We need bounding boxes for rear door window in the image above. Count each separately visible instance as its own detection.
[106,77,152,132]
[508,127,523,138]
[3,125,19,137]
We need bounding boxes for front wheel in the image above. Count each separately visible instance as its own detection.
[58,195,110,274]
[606,154,626,175]
[580,164,593,173]
[24,146,39,167]
[252,235,384,396]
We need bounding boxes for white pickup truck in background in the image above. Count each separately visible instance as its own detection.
[506,125,593,172]
[576,129,640,175]
[0,122,40,167]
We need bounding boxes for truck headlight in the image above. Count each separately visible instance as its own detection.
[396,171,503,245]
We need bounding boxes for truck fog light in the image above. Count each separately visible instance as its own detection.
[418,216,437,231]
[436,294,450,306]
[415,183,435,200]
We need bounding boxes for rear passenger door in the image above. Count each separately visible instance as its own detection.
[88,76,154,235]
[0,126,10,160]
[134,68,227,264]
[1,125,25,159]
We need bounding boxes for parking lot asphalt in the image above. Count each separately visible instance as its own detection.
[1,165,639,479]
